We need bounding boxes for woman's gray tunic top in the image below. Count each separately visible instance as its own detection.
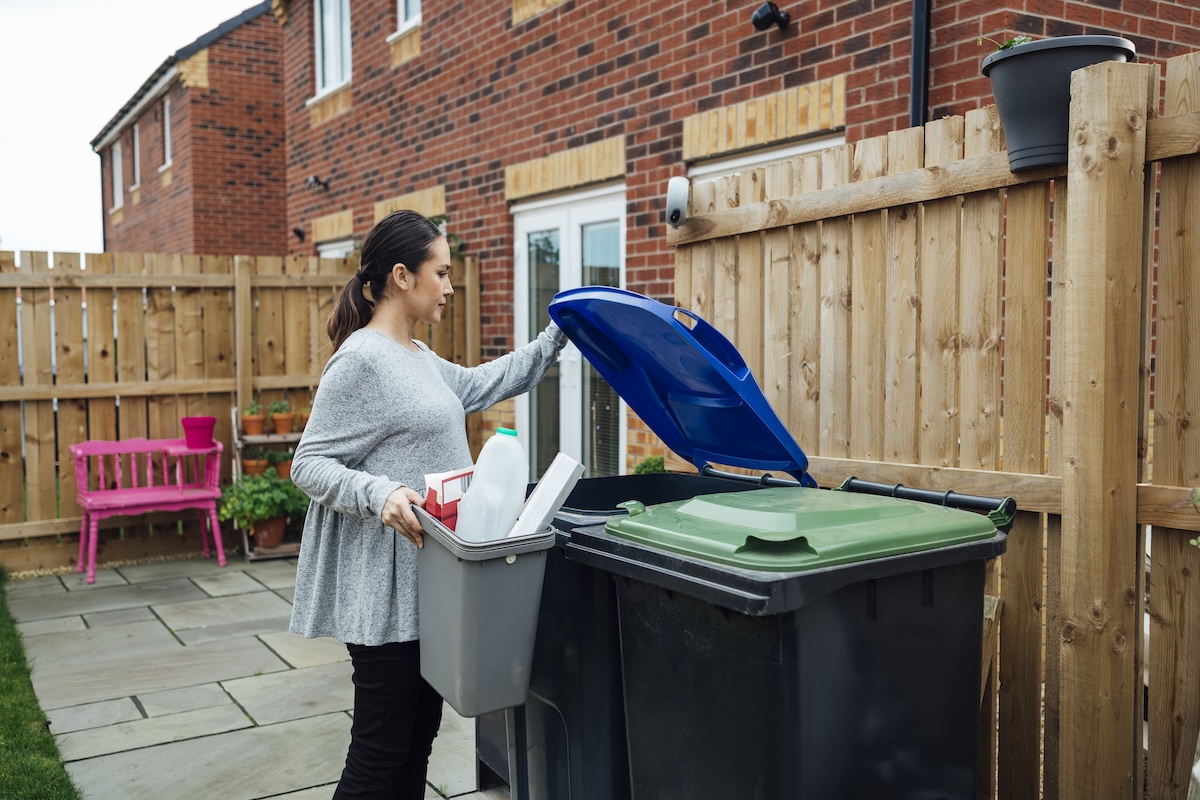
[289,323,567,646]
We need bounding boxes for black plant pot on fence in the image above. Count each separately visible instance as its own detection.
[982,35,1137,172]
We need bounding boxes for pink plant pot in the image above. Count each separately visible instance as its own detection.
[181,416,217,448]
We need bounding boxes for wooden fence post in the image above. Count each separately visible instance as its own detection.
[234,255,254,416]
[1058,60,1156,799]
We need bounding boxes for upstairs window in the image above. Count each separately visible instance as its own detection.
[131,124,141,188]
[161,96,172,169]
[398,0,420,33]
[315,0,352,94]
[110,142,123,210]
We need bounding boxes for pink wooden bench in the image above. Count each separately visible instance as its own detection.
[70,437,227,583]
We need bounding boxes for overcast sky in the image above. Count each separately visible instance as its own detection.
[0,0,266,258]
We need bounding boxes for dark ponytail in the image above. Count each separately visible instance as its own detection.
[327,210,444,352]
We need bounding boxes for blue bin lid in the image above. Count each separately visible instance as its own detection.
[548,287,815,486]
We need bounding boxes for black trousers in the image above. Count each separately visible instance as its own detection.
[333,640,444,799]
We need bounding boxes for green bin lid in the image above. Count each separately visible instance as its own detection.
[603,486,999,572]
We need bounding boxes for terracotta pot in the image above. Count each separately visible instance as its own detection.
[242,459,268,476]
[294,411,309,431]
[252,516,287,549]
[274,459,293,480]
[272,413,295,435]
[242,414,266,436]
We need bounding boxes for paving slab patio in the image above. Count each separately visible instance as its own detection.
[9,556,510,800]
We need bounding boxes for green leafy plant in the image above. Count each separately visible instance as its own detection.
[219,469,309,530]
[633,455,665,475]
[268,400,290,415]
[427,214,465,257]
[243,399,262,416]
[243,446,268,462]
[978,34,1033,51]
[266,448,295,465]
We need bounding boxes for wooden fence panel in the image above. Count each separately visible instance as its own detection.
[761,159,794,439]
[145,253,179,440]
[0,252,21,525]
[1148,51,1200,800]
[201,255,235,481]
[919,116,964,467]
[849,134,887,461]
[789,153,823,449]
[55,253,87,519]
[282,255,311,408]
[85,253,118,443]
[712,174,739,349]
[22,251,55,522]
[818,144,852,458]
[883,127,923,464]
[998,178,1052,800]
[115,252,148,440]
[686,179,716,322]
[255,255,287,418]
[736,169,765,381]
[176,255,207,422]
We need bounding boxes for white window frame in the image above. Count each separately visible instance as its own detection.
[317,237,355,259]
[159,96,172,171]
[387,0,421,42]
[110,142,123,211]
[131,123,141,189]
[686,135,844,181]
[312,0,352,101]
[513,184,628,477]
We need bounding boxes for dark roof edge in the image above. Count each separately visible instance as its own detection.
[90,1,272,150]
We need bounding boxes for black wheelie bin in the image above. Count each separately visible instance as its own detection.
[482,287,1012,800]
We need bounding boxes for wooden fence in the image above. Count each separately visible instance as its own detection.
[0,251,479,572]
[668,53,1200,800]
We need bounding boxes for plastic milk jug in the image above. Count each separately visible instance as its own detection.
[453,428,528,542]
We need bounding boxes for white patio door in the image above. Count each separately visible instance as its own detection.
[514,186,626,480]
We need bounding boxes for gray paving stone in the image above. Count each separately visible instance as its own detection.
[17,616,86,637]
[32,632,289,710]
[274,786,337,800]
[66,712,351,800]
[25,620,177,671]
[193,570,269,597]
[428,705,479,798]
[85,606,157,627]
[61,569,129,591]
[117,557,243,584]
[5,574,67,599]
[153,590,292,631]
[448,789,509,800]
[259,631,348,668]
[175,614,294,646]
[275,586,297,603]
[7,578,206,623]
[139,683,231,717]
[223,661,354,726]
[57,704,253,761]
[47,697,143,734]
[244,560,298,589]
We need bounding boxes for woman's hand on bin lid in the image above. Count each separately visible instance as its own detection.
[382,486,426,548]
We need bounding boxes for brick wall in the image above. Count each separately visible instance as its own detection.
[102,14,285,254]
[191,15,288,255]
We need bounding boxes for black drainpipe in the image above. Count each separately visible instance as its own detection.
[910,0,932,128]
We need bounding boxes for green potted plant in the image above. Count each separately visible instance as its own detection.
[266,447,295,481]
[242,445,268,476]
[219,469,309,549]
[269,400,295,435]
[241,399,265,436]
[980,33,1137,172]
[294,405,311,431]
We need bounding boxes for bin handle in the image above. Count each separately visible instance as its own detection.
[835,477,1017,532]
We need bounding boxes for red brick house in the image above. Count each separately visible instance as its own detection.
[95,0,1198,476]
[91,1,286,254]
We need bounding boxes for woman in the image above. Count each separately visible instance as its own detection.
[290,210,566,798]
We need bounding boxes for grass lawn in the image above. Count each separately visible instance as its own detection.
[0,567,82,800]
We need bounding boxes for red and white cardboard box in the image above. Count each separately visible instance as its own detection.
[423,467,473,530]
